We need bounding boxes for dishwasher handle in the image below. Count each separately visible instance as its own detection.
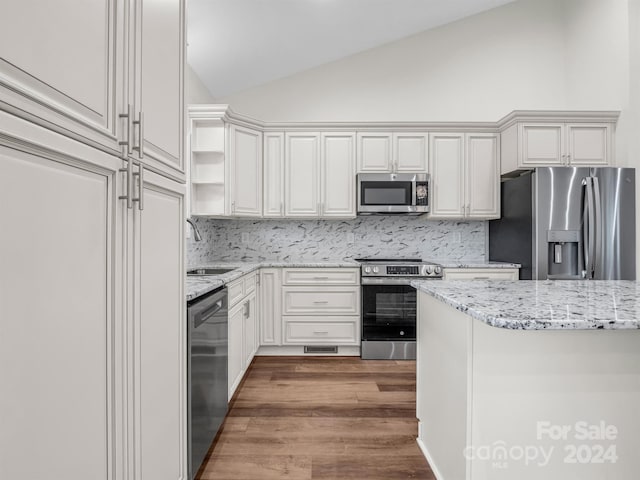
[189,288,227,330]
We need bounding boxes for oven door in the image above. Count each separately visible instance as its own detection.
[361,281,416,340]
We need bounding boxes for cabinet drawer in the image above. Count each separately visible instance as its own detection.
[442,268,519,281]
[282,287,360,315]
[227,279,244,306]
[282,268,359,285]
[284,319,358,344]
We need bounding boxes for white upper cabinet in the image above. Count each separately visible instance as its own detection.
[128,0,185,179]
[565,123,611,166]
[321,132,356,217]
[0,0,122,154]
[429,133,499,220]
[394,133,428,172]
[357,132,392,172]
[229,125,262,216]
[285,132,321,217]
[263,132,285,217]
[466,134,500,219]
[357,132,428,173]
[0,0,186,180]
[429,134,465,218]
[500,115,614,175]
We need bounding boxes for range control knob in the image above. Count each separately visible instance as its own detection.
[364,266,371,274]
[425,265,433,275]
[434,266,442,275]
[400,330,405,336]
[373,266,379,274]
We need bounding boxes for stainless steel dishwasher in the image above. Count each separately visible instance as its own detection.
[187,286,228,479]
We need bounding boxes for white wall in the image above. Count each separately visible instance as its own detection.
[185,64,216,104]
[219,0,567,123]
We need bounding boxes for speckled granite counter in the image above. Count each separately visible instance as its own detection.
[186,260,359,301]
[436,261,521,269]
[412,279,640,330]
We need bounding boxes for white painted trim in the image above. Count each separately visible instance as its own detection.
[186,105,620,134]
[417,438,446,480]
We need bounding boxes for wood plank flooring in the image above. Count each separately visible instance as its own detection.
[196,356,435,480]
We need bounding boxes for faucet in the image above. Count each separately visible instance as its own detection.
[186,218,202,242]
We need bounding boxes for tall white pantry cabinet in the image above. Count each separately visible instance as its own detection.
[0,1,187,480]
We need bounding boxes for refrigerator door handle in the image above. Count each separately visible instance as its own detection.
[582,177,596,279]
[592,176,602,278]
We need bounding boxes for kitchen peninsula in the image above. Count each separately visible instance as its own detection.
[412,280,640,480]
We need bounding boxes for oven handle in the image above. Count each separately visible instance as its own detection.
[361,277,440,285]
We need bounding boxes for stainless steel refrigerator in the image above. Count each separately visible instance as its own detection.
[489,167,635,280]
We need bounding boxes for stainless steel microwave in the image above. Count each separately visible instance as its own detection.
[357,173,429,214]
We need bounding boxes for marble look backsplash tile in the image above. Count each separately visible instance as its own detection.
[187,216,487,266]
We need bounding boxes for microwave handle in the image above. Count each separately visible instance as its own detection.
[411,181,417,206]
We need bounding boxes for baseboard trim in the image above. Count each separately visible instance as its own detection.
[417,437,446,480]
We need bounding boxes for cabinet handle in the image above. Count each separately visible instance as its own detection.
[244,301,250,318]
[473,277,490,280]
[313,331,329,335]
[280,202,283,215]
[132,164,144,211]
[313,300,329,304]
[566,154,571,165]
[231,201,235,214]
[313,276,330,280]
[118,159,133,209]
[118,104,133,155]
[133,111,144,160]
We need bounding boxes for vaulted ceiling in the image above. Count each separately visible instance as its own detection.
[187,0,518,99]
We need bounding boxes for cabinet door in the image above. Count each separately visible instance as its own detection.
[321,132,356,217]
[519,124,564,167]
[466,134,500,219]
[243,294,258,370]
[263,132,285,217]
[0,0,122,154]
[260,269,282,345]
[285,132,320,217]
[131,0,185,178]
[429,134,465,218]
[0,135,121,480]
[394,133,428,172]
[228,303,244,400]
[566,124,611,166]
[357,132,392,172]
[133,168,186,480]
[230,125,263,216]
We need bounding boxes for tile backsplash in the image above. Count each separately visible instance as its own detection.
[187,216,487,266]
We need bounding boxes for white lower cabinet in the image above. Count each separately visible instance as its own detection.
[260,268,282,345]
[0,112,186,480]
[442,268,519,280]
[227,272,258,400]
[280,268,360,347]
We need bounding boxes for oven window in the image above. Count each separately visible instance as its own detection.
[361,181,412,205]
[362,284,416,340]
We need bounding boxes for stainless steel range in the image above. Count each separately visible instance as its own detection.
[357,258,442,360]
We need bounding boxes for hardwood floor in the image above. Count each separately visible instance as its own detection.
[196,356,435,480]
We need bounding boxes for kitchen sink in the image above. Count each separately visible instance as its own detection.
[187,268,235,276]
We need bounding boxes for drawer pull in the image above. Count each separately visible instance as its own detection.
[313,331,329,335]
[313,301,329,304]
[473,277,490,280]
[313,276,330,280]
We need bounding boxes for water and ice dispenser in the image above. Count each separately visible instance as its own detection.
[547,230,581,279]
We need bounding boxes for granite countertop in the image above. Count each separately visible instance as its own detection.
[435,261,521,269]
[411,280,640,330]
[186,260,359,301]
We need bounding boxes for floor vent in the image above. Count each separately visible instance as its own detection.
[304,346,338,354]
